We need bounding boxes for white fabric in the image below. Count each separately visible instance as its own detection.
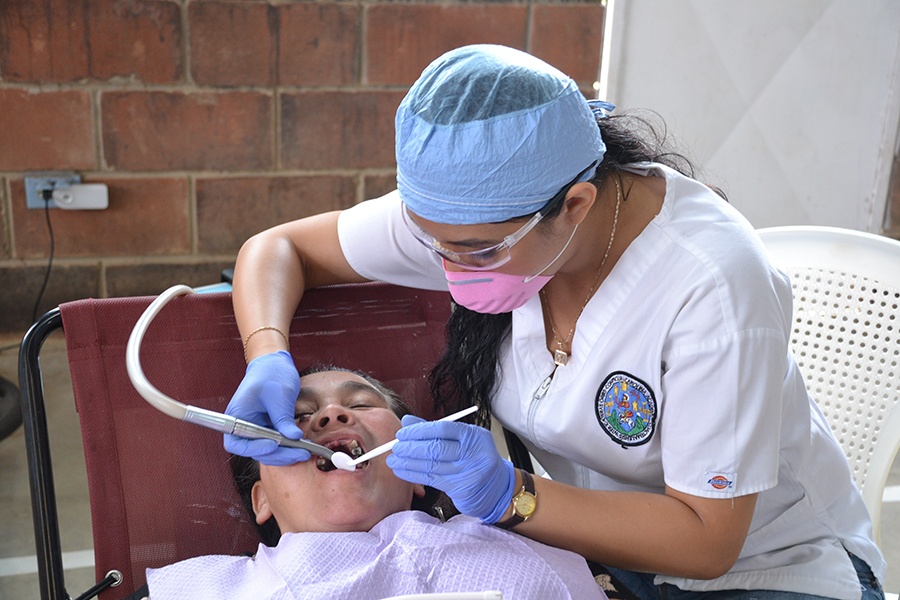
[146,512,604,600]
[338,163,886,599]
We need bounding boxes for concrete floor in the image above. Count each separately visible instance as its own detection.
[1,334,899,598]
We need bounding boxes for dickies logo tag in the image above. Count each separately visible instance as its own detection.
[705,472,736,493]
[595,371,656,447]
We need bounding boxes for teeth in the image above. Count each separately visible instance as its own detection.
[349,440,363,458]
[315,440,364,472]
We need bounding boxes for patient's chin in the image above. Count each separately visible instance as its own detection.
[303,485,411,533]
[307,504,394,533]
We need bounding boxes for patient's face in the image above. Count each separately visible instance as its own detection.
[251,371,424,534]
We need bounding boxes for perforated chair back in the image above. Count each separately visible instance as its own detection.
[22,283,450,600]
[757,226,900,544]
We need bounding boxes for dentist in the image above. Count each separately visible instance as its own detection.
[224,44,885,600]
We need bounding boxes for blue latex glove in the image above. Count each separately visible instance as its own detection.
[387,415,517,523]
[224,350,308,466]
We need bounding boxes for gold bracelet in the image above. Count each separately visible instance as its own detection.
[242,326,289,362]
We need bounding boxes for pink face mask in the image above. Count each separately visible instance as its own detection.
[445,269,552,314]
[443,225,578,314]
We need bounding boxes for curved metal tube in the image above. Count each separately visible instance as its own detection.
[125,284,334,460]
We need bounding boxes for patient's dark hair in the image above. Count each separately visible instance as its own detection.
[231,365,454,546]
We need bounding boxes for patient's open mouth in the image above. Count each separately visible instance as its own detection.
[317,439,365,472]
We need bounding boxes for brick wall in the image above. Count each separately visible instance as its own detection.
[0,0,605,334]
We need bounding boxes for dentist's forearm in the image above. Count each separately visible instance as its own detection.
[232,211,367,362]
[516,475,757,580]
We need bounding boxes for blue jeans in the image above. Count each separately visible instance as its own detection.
[603,553,883,600]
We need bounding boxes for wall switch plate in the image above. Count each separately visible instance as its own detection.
[25,172,82,209]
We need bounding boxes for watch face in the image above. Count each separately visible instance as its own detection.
[514,492,536,517]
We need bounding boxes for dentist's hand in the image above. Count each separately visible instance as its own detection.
[224,350,308,465]
[387,415,516,523]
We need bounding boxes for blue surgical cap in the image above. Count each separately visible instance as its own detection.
[395,44,606,225]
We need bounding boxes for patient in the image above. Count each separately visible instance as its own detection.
[145,366,607,600]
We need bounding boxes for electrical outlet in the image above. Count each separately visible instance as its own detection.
[24,172,82,209]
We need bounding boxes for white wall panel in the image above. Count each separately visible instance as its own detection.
[605,0,900,232]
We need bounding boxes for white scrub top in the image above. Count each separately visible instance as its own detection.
[338,163,886,599]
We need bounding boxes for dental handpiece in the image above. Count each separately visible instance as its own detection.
[183,405,336,460]
[125,284,336,462]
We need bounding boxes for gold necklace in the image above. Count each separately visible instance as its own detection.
[541,177,621,367]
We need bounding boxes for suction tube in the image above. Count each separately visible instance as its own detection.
[125,284,335,460]
[126,284,195,420]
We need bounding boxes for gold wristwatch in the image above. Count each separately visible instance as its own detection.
[495,469,536,529]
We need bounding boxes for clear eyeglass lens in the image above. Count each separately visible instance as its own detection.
[438,241,512,270]
[401,205,518,270]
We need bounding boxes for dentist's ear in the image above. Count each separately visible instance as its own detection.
[560,181,598,227]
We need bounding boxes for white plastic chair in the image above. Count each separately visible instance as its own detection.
[757,226,900,547]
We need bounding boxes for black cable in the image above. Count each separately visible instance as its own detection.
[30,190,55,325]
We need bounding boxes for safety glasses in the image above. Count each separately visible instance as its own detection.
[401,164,595,271]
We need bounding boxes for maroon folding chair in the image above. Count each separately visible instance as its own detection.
[19,282,451,600]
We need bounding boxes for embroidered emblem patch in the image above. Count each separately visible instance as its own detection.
[705,472,736,493]
[595,371,656,447]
